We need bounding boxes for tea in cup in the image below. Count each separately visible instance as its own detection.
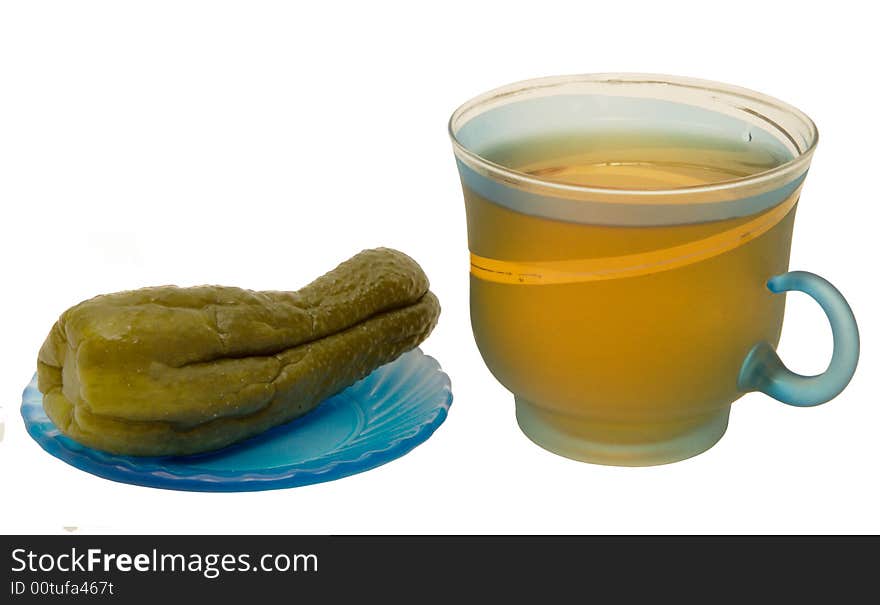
[449,74,859,465]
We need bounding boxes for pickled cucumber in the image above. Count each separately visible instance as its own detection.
[37,248,440,456]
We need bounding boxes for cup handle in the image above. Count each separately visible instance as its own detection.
[737,271,859,407]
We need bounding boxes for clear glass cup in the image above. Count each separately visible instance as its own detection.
[449,74,859,466]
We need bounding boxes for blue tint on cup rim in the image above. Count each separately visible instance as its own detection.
[449,74,818,227]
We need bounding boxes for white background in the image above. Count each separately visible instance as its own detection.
[1,1,877,534]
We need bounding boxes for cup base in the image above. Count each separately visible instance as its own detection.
[514,397,730,466]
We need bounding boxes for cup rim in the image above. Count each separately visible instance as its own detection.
[448,73,819,199]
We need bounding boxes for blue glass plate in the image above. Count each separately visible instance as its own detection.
[21,349,452,492]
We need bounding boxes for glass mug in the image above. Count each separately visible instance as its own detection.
[449,74,859,466]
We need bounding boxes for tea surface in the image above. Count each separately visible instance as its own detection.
[484,130,788,190]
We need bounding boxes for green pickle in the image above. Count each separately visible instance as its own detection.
[37,248,441,456]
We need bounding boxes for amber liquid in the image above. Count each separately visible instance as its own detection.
[465,132,798,450]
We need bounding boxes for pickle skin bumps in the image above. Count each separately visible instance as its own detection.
[37,248,440,456]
